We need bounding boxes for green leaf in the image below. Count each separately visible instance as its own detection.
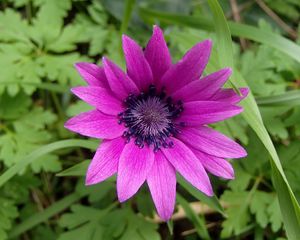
[46,24,85,53]
[279,141,300,195]
[58,205,159,240]
[0,198,18,240]
[0,92,31,120]
[240,45,286,96]
[73,1,110,56]
[220,191,250,237]
[260,107,291,139]
[267,197,283,232]
[59,204,109,229]
[0,107,60,172]
[228,164,252,191]
[250,191,274,228]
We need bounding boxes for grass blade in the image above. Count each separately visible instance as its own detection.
[139,8,300,63]
[120,0,136,34]
[256,90,300,106]
[177,193,210,239]
[206,1,300,239]
[8,192,85,238]
[0,139,98,188]
[57,160,90,177]
[178,175,225,215]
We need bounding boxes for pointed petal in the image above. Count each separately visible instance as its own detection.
[177,101,243,126]
[172,68,232,102]
[117,142,154,202]
[122,35,153,90]
[86,138,125,185]
[74,62,109,88]
[211,87,249,104]
[162,138,213,196]
[103,57,139,100]
[71,86,123,115]
[192,149,234,179]
[144,25,172,83]
[64,110,124,139]
[147,151,176,220]
[178,126,247,159]
[160,40,212,94]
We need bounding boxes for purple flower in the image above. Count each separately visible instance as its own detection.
[65,26,248,220]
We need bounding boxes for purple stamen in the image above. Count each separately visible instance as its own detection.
[118,85,184,151]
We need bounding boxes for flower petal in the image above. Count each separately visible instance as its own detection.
[117,142,154,202]
[102,57,139,100]
[74,62,109,88]
[177,101,243,126]
[178,126,247,159]
[122,35,153,91]
[71,86,123,115]
[211,87,249,104]
[147,151,176,220]
[172,68,232,102]
[144,25,172,84]
[162,138,213,196]
[160,40,212,94]
[64,110,124,139]
[192,148,234,179]
[86,138,125,185]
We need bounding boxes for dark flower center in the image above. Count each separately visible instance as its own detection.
[118,85,184,151]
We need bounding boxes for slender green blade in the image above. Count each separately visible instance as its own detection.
[256,90,300,106]
[120,0,135,34]
[8,192,85,238]
[57,160,90,177]
[0,139,98,188]
[206,1,300,239]
[177,194,210,239]
[207,0,239,93]
[178,175,225,215]
[138,8,300,64]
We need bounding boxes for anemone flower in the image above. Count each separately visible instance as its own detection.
[65,25,248,220]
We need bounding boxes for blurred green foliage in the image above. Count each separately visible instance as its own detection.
[0,0,300,239]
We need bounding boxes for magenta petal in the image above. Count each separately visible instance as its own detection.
[144,25,172,84]
[177,101,243,126]
[102,57,139,100]
[162,138,213,196]
[71,86,123,115]
[178,126,247,159]
[160,40,212,94]
[172,68,232,102]
[147,151,176,220]
[74,62,109,88]
[192,149,234,179]
[86,138,125,185]
[64,110,124,139]
[122,35,153,91]
[117,142,154,202]
[211,87,249,104]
